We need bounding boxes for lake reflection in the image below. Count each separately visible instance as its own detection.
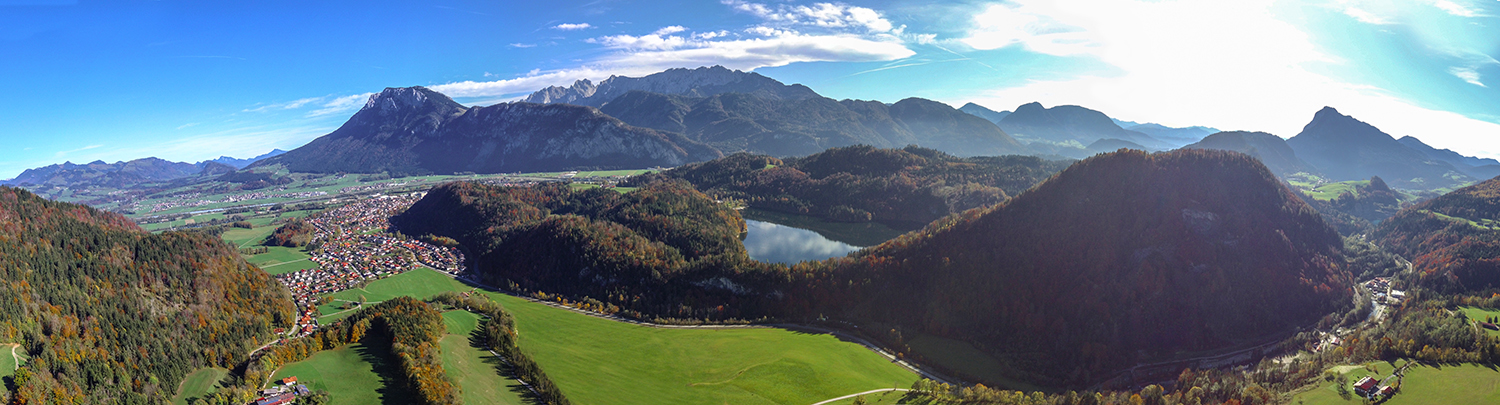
[742,219,862,264]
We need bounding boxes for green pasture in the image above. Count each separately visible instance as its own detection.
[439,311,528,405]
[1293,361,1500,405]
[313,268,919,404]
[245,246,316,275]
[269,342,414,405]
[1460,307,1500,337]
[1,344,25,379]
[171,367,228,405]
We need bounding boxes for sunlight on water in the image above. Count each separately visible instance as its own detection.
[742,219,862,264]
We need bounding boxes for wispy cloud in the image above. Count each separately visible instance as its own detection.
[428,1,922,100]
[244,97,323,112]
[509,43,537,48]
[54,144,102,158]
[308,93,374,117]
[175,123,200,130]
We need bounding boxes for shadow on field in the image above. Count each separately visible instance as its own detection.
[469,328,549,405]
[356,333,420,405]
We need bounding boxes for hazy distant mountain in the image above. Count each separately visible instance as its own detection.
[198,149,286,169]
[522,65,820,107]
[1119,122,1218,148]
[998,102,1170,150]
[1183,131,1313,177]
[599,90,1027,157]
[1396,135,1500,179]
[1085,138,1148,155]
[255,86,721,175]
[3,157,201,188]
[958,102,1011,124]
[1286,107,1470,189]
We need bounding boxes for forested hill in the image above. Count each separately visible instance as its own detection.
[1373,177,1500,292]
[625,145,1072,226]
[0,186,293,404]
[816,149,1352,386]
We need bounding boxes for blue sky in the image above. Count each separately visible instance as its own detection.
[1,0,1497,179]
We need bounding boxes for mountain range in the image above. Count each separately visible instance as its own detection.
[522,65,820,107]
[252,86,721,175]
[1286,107,1472,189]
[1,149,284,188]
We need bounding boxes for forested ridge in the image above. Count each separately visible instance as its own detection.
[625,145,1071,226]
[1373,176,1500,292]
[396,149,1354,388]
[0,186,294,404]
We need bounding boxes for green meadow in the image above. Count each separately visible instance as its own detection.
[312,268,920,404]
[438,310,529,405]
[269,342,414,405]
[171,367,228,405]
[1293,361,1500,405]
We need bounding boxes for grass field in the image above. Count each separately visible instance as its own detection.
[438,311,529,405]
[269,341,414,405]
[1293,361,1500,405]
[171,367,228,405]
[1460,307,1500,337]
[245,246,316,275]
[316,268,920,404]
[1,344,24,379]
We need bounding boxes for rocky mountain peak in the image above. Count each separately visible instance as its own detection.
[362,86,463,115]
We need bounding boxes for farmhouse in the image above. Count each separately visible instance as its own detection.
[281,376,297,385]
[255,393,295,405]
[1353,376,1378,396]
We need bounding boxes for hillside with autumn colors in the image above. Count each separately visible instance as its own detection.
[1373,177,1500,293]
[626,145,1070,226]
[0,186,293,404]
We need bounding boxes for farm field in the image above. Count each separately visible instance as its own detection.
[315,268,920,404]
[438,311,529,405]
[171,367,228,405]
[316,268,460,322]
[269,341,414,405]
[1293,361,1500,405]
[1459,307,1500,337]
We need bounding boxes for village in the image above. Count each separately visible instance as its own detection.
[271,194,466,338]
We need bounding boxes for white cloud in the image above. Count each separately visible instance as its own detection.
[958,0,1500,159]
[509,43,536,48]
[428,2,916,100]
[722,0,896,33]
[653,25,687,36]
[551,23,592,30]
[1450,66,1486,87]
[308,93,375,117]
[243,96,323,112]
[54,144,102,158]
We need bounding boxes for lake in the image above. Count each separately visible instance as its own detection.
[740,208,914,265]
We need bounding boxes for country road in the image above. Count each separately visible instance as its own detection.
[809,388,910,405]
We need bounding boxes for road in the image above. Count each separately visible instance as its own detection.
[808,388,910,405]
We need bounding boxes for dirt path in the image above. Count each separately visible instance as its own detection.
[809,388,910,405]
[5,343,21,372]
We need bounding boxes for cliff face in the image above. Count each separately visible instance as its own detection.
[255,86,720,174]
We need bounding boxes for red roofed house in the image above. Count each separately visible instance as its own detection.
[281,376,297,385]
[1353,376,1378,396]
